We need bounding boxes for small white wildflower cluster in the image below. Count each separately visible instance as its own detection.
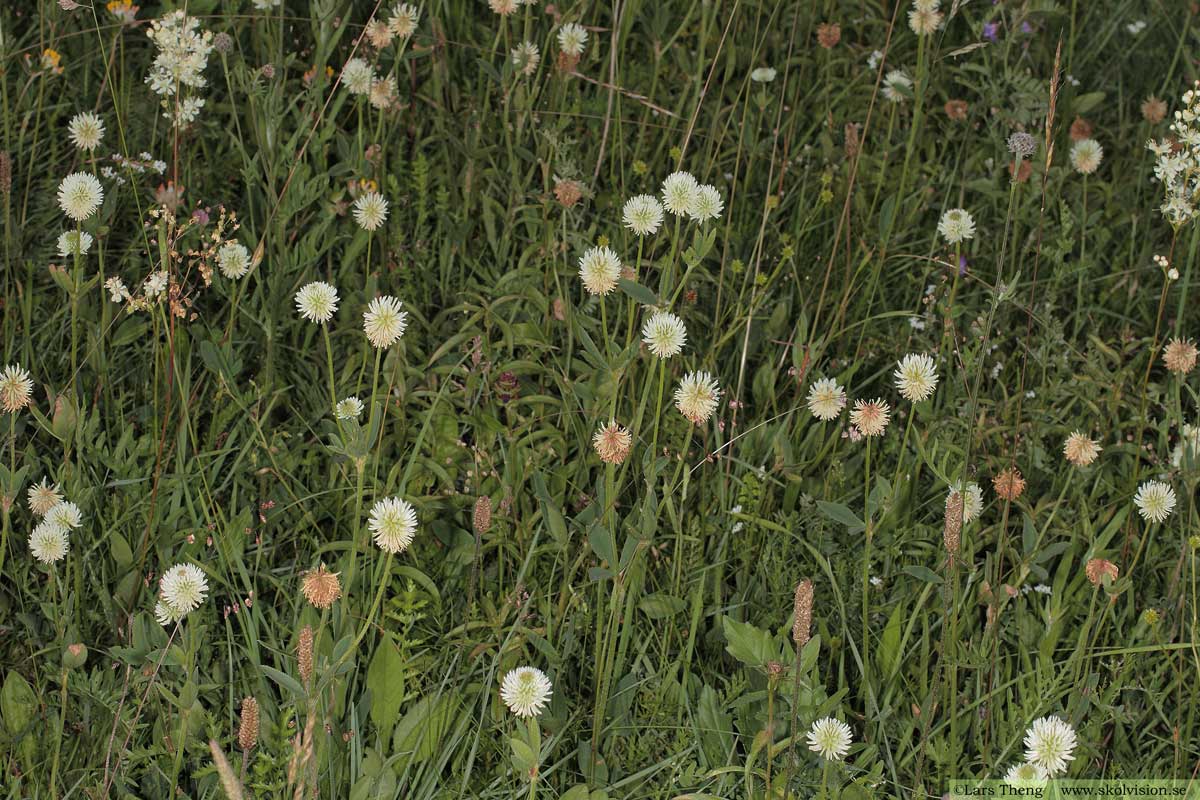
[155,562,209,625]
[1148,81,1200,226]
[145,10,214,124]
[26,483,83,566]
[103,152,168,186]
[660,171,724,223]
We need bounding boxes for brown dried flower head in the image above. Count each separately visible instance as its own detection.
[554,179,583,208]
[301,563,342,610]
[791,579,813,648]
[844,123,861,160]
[817,22,841,49]
[473,495,493,534]
[1085,558,1119,587]
[238,696,260,751]
[1163,337,1198,374]
[298,625,315,686]
[944,99,968,121]
[1069,116,1093,141]
[943,491,963,558]
[1141,96,1167,124]
[1063,431,1101,467]
[992,467,1026,501]
[593,421,633,464]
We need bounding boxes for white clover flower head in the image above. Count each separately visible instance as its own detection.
[908,6,942,34]
[938,207,976,243]
[388,3,420,37]
[511,41,540,76]
[363,295,409,348]
[894,353,938,402]
[1023,716,1077,776]
[750,66,777,83]
[807,377,847,421]
[154,600,177,627]
[353,191,389,231]
[674,371,722,424]
[158,563,209,618]
[558,22,588,57]
[1070,138,1103,175]
[369,496,418,553]
[1004,762,1049,788]
[578,245,622,296]
[57,230,93,258]
[488,0,518,15]
[295,281,339,323]
[29,521,69,564]
[58,173,104,221]
[882,69,913,102]
[499,666,553,718]
[68,111,105,151]
[341,57,375,95]
[0,364,33,414]
[369,75,398,109]
[217,242,250,279]
[642,312,687,358]
[28,478,63,517]
[688,184,724,223]
[806,717,852,761]
[622,194,664,236]
[47,501,83,531]
[661,171,700,217]
[335,396,365,421]
[947,482,984,524]
[1134,480,1176,523]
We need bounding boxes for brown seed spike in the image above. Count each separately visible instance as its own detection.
[792,579,813,649]
[944,492,964,561]
[238,696,259,752]
[298,626,314,687]
[473,495,493,535]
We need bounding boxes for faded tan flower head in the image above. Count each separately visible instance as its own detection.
[1163,338,1198,374]
[993,467,1026,501]
[849,398,890,437]
[301,563,342,609]
[593,421,632,464]
[1085,558,1119,588]
[816,22,840,48]
[554,179,583,208]
[1142,96,1167,124]
[1063,431,1101,467]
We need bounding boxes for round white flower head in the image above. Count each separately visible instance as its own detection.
[154,600,178,627]
[688,184,724,223]
[58,173,104,221]
[295,281,339,323]
[511,41,540,76]
[882,69,913,103]
[68,112,105,152]
[1023,716,1077,776]
[335,396,364,421]
[622,194,664,236]
[1063,431,1102,466]
[946,482,984,524]
[578,246,622,296]
[938,208,976,244]
[674,371,722,424]
[1004,762,1049,788]
[369,75,398,110]
[353,191,389,231]
[908,6,942,34]
[47,500,83,531]
[388,3,420,37]
[850,398,890,436]
[642,312,687,359]
[1070,138,1103,175]
[29,521,69,564]
[57,230,94,258]
[363,295,409,348]
[0,364,33,413]
[750,67,777,83]
[558,22,588,56]
[217,242,250,279]
[488,0,518,15]
[369,496,418,553]
[159,563,209,618]
[499,666,553,718]
[894,353,938,402]
[806,717,852,761]
[341,58,375,95]
[661,171,700,217]
[1134,480,1176,523]
[807,377,847,421]
[28,478,63,517]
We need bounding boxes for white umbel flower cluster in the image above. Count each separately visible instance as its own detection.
[1148,82,1200,226]
[145,11,214,123]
